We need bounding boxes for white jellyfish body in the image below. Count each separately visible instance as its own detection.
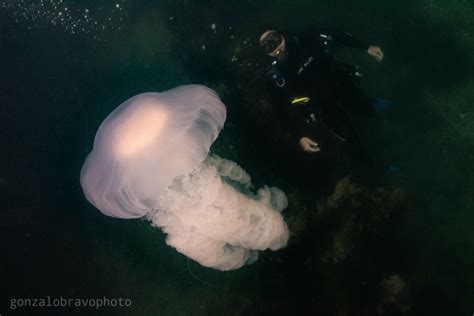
[81,85,224,218]
[80,85,289,271]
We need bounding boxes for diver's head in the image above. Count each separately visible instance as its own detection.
[259,29,286,59]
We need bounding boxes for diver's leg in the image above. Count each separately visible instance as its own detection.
[341,85,376,118]
[328,91,376,174]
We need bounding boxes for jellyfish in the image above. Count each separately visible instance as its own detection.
[80,85,289,271]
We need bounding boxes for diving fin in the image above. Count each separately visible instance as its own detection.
[374,98,392,112]
[387,163,401,173]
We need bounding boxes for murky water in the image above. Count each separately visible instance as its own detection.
[1,0,473,315]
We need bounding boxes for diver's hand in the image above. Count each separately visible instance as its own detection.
[367,45,384,61]
[299,137,320,153]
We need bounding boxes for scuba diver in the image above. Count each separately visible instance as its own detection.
[258,26,386,155]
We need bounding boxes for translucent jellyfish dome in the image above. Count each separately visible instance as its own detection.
[80,85,289,271]
[81,85,225,219]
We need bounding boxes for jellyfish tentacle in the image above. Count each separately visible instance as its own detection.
[205,155,251,188]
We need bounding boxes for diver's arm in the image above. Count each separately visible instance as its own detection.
[288,111,321,153]
[314,27,370,50]
[279,107,321,153]
[320,28,384,61]
[301,27,384,61]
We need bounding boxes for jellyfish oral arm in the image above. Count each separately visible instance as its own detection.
[147,160,289,271]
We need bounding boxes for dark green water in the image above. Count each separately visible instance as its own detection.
[1,0,473,315]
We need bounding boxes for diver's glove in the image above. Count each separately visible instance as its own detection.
[367,45,384,61]
[299,137,320,153]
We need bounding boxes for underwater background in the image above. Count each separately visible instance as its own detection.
[1,0,473,315]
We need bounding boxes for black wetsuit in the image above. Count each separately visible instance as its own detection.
[264,27,376,151]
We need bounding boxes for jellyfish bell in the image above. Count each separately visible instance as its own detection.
[80,85,226,219]
[112,104,169,158]
[80,84,289,271]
